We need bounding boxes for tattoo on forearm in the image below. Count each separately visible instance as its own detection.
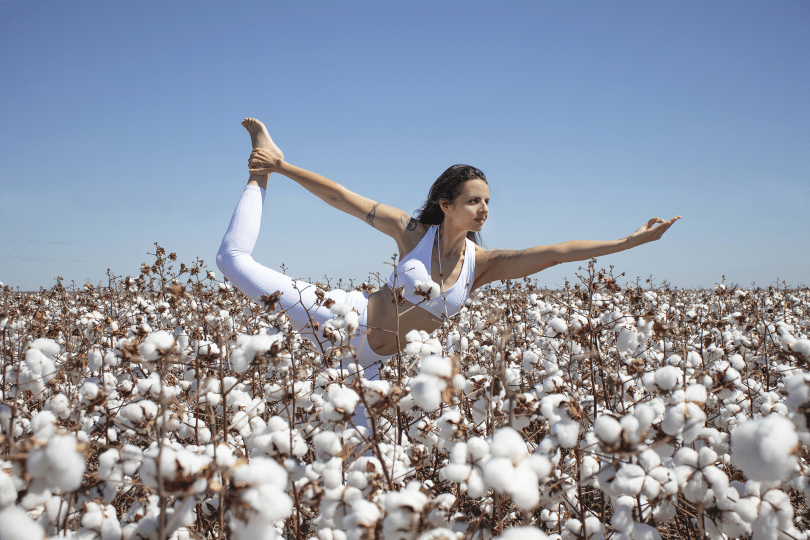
[401,214,418,231]
[366,202,380,228]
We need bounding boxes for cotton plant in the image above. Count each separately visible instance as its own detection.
[3,257,810,538]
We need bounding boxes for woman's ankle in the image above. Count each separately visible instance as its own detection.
[247,174,269,190]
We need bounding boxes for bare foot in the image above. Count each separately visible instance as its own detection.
[241,118,284,165]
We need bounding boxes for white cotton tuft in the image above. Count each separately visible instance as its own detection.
[0,505,45,540]
[327,385,360,415]
[552,418,580,448]
[313,431,343,456]
[0,472,18,509]
[788,338,810,359]
[231,456,293,525]
[343,310,359,333]
[493,526,550,540]
[414,279,441,299]
[139,330,176,361]
[483,457,519,494]
[26,433,86,492]
[731,415,799,482]
[417,529,463,540]
[548,317,567,334]
[30,410,57,439]
[594,415,622,445]
[421,355,452,378]
[410,374,445,411]
[330,303,351,316]
[490,427,528,465]
[654,365,681,390]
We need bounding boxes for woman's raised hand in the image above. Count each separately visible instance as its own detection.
[248,148,283,175]
[627,216,681,246]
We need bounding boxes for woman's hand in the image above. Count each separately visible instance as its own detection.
[248,148,284,175]
[627,216,681,246]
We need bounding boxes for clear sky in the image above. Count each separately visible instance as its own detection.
[2,1,808,292]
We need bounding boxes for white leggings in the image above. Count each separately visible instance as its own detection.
[216,185,388,377]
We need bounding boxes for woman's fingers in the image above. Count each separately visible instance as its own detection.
[632,215,680,243]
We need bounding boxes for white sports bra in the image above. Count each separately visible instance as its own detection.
[386,224,475,318]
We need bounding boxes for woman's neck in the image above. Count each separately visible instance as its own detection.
[437,222,467,259]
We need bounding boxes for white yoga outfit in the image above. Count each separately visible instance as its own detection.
[216,185,389,379]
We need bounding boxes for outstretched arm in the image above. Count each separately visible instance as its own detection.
[476,216,681,285]
[248,148,418,243]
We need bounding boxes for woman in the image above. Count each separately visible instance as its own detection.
[217,118,680,373]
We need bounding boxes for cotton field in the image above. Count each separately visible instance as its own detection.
[1,246,809,540]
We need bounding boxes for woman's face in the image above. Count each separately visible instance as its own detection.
[440,178,489,233]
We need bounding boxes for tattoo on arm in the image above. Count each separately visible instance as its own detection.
[490,249,527,261]
[400,214,418,231]
[366,202,380,228]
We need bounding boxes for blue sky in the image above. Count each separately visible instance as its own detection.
[2,1,808,292]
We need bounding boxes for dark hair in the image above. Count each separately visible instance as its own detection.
[414,164,487,245]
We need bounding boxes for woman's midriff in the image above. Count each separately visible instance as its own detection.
[365,284,444,356]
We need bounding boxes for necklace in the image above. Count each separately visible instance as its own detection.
[436,224,450,321]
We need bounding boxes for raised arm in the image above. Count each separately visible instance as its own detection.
[475,216,681,285]
[248,148,419,245]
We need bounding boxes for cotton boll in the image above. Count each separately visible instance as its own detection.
[548,317,567,334]
[414,280,441,300]
[684,384,707,404]
[523,349,540,371]
[230,456,293,530]
[620,415,642,444]
[26,433,86,492]
[0,505,45,540]
[482,457,519,494]
[25,347,55,382]
[88,346,104,371]
[634,404,655,432]
[326,385,360,417]
[139,330,176,361]
[421,355,452,378]
[465,468,487,498]
[787,338,810,360]
[629,523,661,540]
[410,374,445,411]
[343,310,359,334]
[654,365,681,391]
[0,471,17,508]
[617,327,639,355]
[443,463,472,484]
[416,529,462,540]
[552,418,580,448]
[30,410,57,440]
[30,337,60,358]
[731,415,799,482]
[493,526,550,540]
[490,427,528,465]
[80,381,100,401]
[467,437,490,463]
[313,431,343,457]
[785,373,810,423]
[729,354,746,371]
[511,462,541,510]
[594,415,621,445]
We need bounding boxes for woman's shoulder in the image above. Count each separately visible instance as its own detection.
[396,219,432,259]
